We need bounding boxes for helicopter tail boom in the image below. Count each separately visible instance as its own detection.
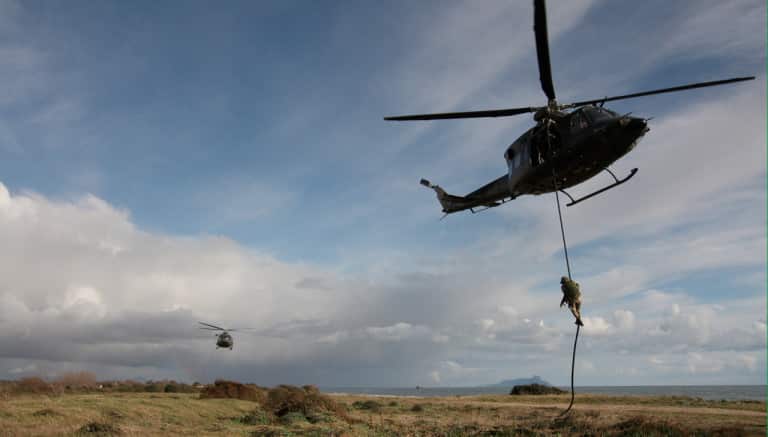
[420,177,512,214]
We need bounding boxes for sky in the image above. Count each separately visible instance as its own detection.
[0,0,765,387]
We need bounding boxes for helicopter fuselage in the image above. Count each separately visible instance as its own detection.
[216,332,233,350]
[509,106,649,196]
[447,106,649,213]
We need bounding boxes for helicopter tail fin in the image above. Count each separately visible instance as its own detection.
[420,179,471,214]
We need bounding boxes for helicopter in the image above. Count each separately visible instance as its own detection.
[385,0,754,214]
[198,322,245,350]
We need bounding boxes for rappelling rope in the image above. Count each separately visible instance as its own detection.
[547,121,579,417]
[554,186,580,417]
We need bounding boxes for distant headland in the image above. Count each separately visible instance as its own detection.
[488,375,551,387]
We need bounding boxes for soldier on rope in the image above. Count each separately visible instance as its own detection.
[560,276,584,326]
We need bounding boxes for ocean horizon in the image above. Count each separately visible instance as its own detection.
[322,384,766,401]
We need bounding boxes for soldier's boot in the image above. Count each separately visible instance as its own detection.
[571,307,584,326]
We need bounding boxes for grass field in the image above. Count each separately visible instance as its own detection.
[0,391,764,436]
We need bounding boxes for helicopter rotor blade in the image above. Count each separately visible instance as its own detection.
[534,0,556,102]
[567,76,755,108]
[199,321,226,330]
[384,106,538,121]
[199,327,221,331]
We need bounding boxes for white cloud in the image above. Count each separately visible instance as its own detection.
[582,316,611,336]
[0,179,762,386]
[612,310,635,331]
[737,354,758,372]
[365,322,431,342]
[9,363,37,375]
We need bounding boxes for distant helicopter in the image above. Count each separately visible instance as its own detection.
[198,322,247,350]
[385,0,754,214]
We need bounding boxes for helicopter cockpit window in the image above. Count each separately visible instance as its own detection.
[570,111,588,131]
[584,106,618,122]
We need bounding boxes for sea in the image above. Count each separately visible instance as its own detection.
[322,385,766,401]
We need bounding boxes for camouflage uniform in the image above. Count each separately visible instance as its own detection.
[560,276,584,326]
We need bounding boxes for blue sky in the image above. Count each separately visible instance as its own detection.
[0,0,764,386]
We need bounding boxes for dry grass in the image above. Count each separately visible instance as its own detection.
[0,390,763,436]
[334,393,766,436]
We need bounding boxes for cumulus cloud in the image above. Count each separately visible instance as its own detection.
[0,158,763,385]
[582,317,611,336]
[365,323,431,342]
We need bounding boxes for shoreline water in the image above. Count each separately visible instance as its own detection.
[321,384,766,401]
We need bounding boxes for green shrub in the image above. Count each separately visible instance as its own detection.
[279,411,308,425]
[237,410,271,425]
[76,421,121,435]
[352,400,382,411]
[509,383,565,395]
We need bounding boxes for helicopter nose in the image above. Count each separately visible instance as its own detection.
[619,116,649,134]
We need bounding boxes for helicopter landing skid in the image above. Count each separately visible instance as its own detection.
[560,168,638,207]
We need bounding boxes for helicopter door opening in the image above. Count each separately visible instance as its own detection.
[506,148,522,171]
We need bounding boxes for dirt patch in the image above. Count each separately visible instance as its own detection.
[510,383,566,395]
[198,379,266,403]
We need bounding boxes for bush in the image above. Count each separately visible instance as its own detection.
[163,384,177,393]
[15,377,54,395]
[264,385,347,421]
[410,403,424,412]
[54,371,97,389]
[279,411,308,425]
[76,421,121,435]
[352,400,382,411]
[144,384,161,393]
[509,384,566,395]
[199,380,267,403]
[237,409,271,425]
